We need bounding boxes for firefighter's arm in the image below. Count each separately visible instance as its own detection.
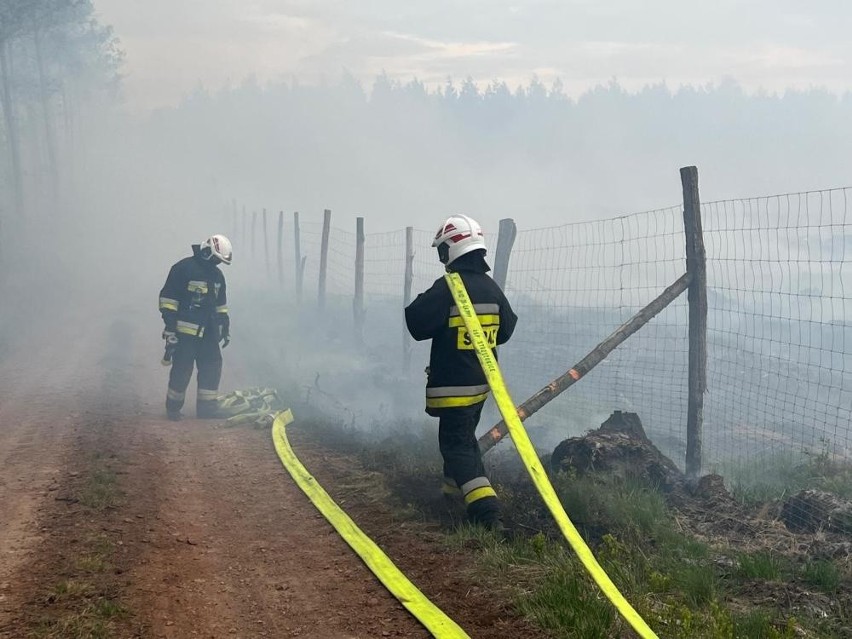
[216,277,230,342]
[496,293,518,345]
[404,279,448,341]
[158,265,184,332]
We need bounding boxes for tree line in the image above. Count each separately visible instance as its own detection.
[0,0,120,224]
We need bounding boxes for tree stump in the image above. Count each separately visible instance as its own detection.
[550,411,685,492]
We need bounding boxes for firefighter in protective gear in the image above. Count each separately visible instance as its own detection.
[404,215,517,530]
[159,234,233,421]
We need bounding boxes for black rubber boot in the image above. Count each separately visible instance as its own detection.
[196,402,221,419]
[167,409,183,422]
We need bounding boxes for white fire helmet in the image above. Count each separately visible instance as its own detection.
[200,234,233,265]
[431,215,487,265]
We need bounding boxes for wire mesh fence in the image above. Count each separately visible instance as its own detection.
[702,190,852,472]
[230,187,851,530]
[499,208,690,456]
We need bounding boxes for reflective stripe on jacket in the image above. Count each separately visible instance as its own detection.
[404,259,516,414]
[159,245,228,338]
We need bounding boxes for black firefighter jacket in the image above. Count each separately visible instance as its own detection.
[159,245,229,339]
[405,256,517,414]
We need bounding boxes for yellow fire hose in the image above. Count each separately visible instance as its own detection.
[272,409,471,638]
[445,272,658,639]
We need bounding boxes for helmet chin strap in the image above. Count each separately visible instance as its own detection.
[437,243,450,265]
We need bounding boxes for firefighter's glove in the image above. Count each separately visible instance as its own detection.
[219,327,230,349]
[161,331,179,366]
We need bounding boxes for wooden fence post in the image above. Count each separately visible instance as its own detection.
[493,218,517,289]
[251,210,257,259]
[262,208,270,277]
[403,227,414,372]
[354,217,365,343]
[318,208,331,309]
[293,211,303,304]
[231,199,237,242]
[241,205,247,249]
[681,165,708,479]
[277,210,284,287]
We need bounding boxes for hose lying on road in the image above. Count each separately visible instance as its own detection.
[271,409,471,639]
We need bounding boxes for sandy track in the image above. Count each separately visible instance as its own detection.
[0,316,542,638]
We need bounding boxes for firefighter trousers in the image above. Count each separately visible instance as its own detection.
[165,328,222,416]
[437,401,501,525]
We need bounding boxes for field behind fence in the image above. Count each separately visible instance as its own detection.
[228,176,852,481]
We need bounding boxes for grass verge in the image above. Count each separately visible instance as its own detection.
[31,451,129,638]
[300,419,851,638]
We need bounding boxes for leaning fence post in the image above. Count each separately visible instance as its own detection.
[493,218,517,289]
[293,211,303,304]
[681,165,708,479]
[277,210,284,287]
[403,226,414,372]
[318,208,331,310]
[354,217,365,343]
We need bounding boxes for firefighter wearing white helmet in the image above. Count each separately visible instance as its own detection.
[405,215,518,534]
[158,234,233,421]
[431,214,487,267]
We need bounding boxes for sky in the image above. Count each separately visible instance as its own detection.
[94,0,852,112]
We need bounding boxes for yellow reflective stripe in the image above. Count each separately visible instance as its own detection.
[159,297,179,311]
[271,411,470,638]
[187,280,208,293]
[464,486,497,505]
[216,305,229,314]
[448,314,500,328]
[444,272,658,639]
[425,392,488,409]
[176,321,204,337]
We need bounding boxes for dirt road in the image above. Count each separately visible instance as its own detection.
[0,318,540,638]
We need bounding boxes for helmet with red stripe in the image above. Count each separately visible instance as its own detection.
[431,215,486,266]
[200,234,233,265]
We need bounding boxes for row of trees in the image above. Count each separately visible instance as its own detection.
[0,0,121,224]
[153,73,852,233]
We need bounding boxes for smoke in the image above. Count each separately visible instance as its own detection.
[3,29,852,442]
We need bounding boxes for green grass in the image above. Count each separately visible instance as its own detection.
[77,467,119,511]
[519,567,617,639]
[50,580,94,600]
[309,419,852,639]
[33,599,126,639]
[721,443,852,505]
[737,552,785,580]
[74,555,110,574]
[33,459,128,638]
[443,468,849,638]
[731,610,798,639]
[801,559,841,593]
